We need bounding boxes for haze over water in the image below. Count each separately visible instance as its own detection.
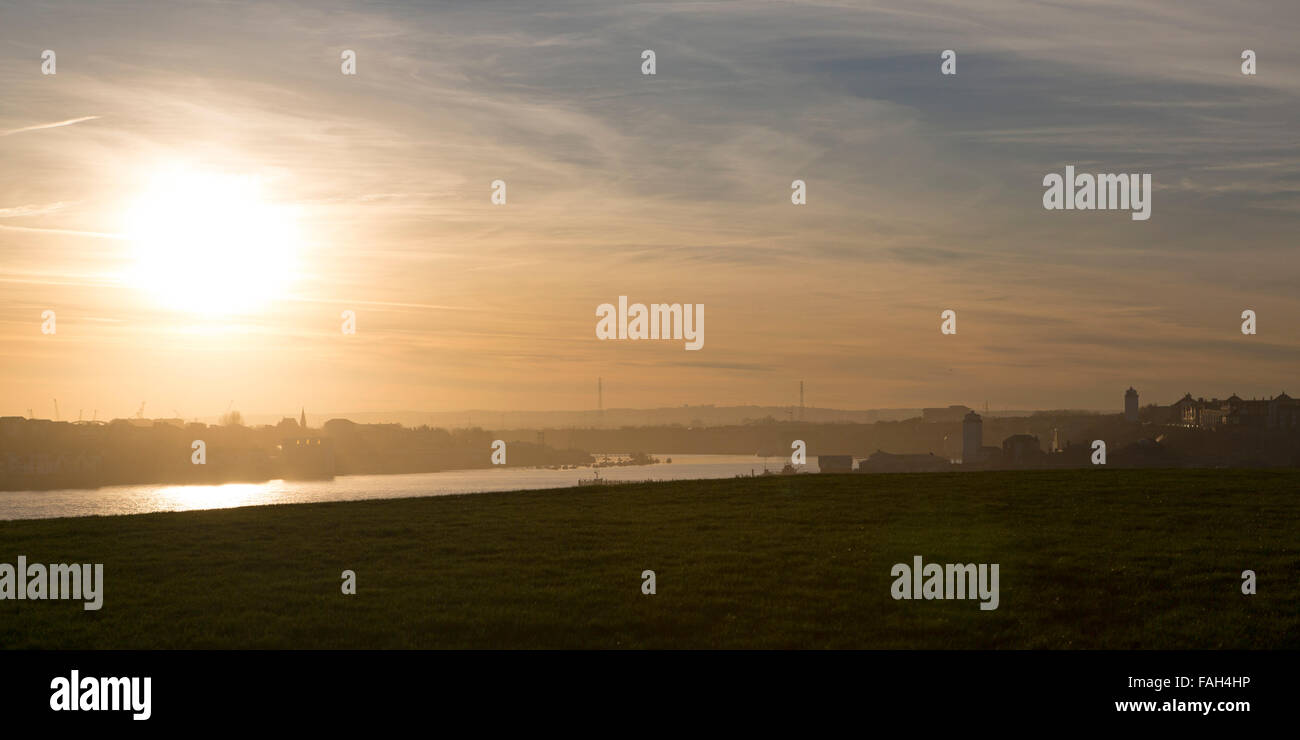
[0,454,795,520]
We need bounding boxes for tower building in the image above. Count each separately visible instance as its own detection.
[962,410,983,464]
[1125,387,1139,423]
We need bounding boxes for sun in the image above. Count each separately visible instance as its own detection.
[124,166,301,316]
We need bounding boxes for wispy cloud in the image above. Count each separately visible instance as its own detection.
[0,202,73,218]
[0,115,100,137]
[0,223,123,239]
[0,1,1298,415]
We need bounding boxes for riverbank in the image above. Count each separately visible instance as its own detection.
[1,468,1296,648]
[0,454,769,520]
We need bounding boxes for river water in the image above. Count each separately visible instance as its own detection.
[0,454,810,520]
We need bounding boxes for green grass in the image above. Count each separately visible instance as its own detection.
[1,468,1297,648]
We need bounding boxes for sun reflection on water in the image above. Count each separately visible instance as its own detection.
[1,455,769,521]
[149,482,276,513]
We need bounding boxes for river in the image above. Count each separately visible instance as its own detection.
[0,454,812,520]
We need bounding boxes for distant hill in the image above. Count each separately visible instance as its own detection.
[238,405,1042,429]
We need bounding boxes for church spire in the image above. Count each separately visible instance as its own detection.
[300,407,306,429]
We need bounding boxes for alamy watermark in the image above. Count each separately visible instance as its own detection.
[50,670,150,720]
[1043,165,1151,221]
[891,555,999,610]
[596,297,704,350]
[0,556,104,610]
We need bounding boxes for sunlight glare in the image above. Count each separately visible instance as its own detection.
[125,166,301,315]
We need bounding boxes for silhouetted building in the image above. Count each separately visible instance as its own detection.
[962,411,982,464]
[817,455,854,473]
[1175,394,1228,429]
[922,405,972,423]
[281,436,334,479]
[1174,393,1199,427]
[1173,392,1300,431]
[1200,405,1228,429]
[1125,387,1139,423]
[857,450,950,473]
[1002,434,1042,465]
[1224,392,1300,431]
[1266,393,1300,430]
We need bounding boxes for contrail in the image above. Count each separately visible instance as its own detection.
[0,202,72,218]
[0,223,124,239]
[0,115,100,137]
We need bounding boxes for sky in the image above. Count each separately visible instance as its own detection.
[1,0,1299,421]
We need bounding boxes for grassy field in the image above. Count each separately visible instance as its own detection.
[1,468,1297,649]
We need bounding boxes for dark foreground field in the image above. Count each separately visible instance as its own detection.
[1,469,1297,648]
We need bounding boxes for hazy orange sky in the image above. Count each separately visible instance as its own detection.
[2,0,1299,421]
